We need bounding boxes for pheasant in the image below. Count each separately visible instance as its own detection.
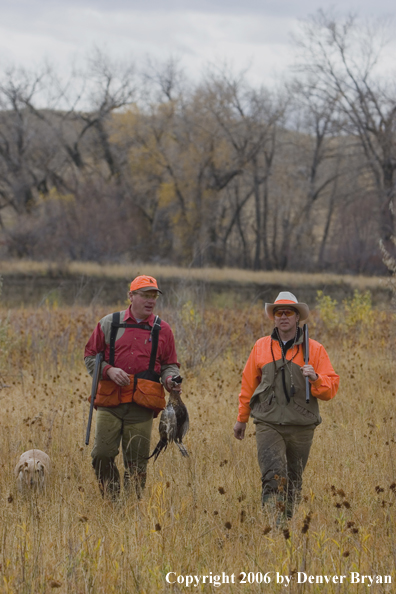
[148,376,189,461]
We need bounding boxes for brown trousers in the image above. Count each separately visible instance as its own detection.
[91,408,153,499]
[255,421,315,518]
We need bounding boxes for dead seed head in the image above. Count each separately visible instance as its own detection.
[283,528,291,540]
[155,523,161,531]
[343,501,351,509]
[263,526,272,535]
[224,521,232,530]
[301,512,312,534]
[375,485,384,493]
[218,487,225,495]
[342,551,350,558]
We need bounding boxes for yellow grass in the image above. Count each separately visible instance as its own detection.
[0,259,391,291]
[0,298,395,593]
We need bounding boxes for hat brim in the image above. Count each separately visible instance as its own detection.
[137,286,163,294]
[265,302,309,324]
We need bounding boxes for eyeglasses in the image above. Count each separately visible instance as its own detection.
[135,291,160,300]
[274,309,296,318]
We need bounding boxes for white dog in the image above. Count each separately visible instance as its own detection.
[15,449,51,493]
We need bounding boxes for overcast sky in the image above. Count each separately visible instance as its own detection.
[1,0,395,87]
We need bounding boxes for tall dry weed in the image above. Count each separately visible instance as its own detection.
[0,294,395,592]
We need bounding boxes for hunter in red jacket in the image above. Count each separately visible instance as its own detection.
[84,275,180,500]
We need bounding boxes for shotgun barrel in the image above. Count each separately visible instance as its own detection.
[303,324,310,404]
[85,352,103,446]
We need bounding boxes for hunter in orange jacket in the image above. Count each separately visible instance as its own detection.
[237,333,339,425]
[234,291,339,522]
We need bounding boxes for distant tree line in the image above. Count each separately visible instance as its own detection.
[0,11,395,274]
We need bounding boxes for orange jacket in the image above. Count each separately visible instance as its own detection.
[237,332,339,425]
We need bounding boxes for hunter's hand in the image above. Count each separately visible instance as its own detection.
[165,376,182,393]
[234,421,246,440]
[107,367,130,386]
[301,365,318,382]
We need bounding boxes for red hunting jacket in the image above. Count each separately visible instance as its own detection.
[84,308,179,411]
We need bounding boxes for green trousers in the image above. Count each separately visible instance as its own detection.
[91,407,153,499]
[255,421,315,519]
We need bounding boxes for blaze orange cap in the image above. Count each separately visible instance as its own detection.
[129,275,162,294]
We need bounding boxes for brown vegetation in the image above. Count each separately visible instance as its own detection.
[0,291,395,592]
[0,11,395,274]
[0,258,391,290]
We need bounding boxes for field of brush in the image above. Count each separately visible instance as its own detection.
[0,290,395,593]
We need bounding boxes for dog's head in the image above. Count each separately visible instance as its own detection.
[16,459,47,491]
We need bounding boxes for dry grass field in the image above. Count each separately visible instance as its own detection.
[0,290,395,593]
[0,259,390,292]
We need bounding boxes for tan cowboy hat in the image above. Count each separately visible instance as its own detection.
[265,291,309,323]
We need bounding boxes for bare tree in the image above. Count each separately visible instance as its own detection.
[293,10,396,254]
[0,65,61,218]
[141,56,186,103]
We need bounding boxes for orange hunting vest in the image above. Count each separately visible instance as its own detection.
[93,313,166,414]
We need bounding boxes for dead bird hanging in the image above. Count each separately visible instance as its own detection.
[148,375,189,461]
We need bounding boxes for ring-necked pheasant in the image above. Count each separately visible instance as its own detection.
[148,376,189,461]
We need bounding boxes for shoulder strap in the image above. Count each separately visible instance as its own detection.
[148,316,162,372]
[109,312,120,366]
[109,312,162,369]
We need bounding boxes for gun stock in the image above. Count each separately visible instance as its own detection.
[85,352,103,446]
[303,324,310,404]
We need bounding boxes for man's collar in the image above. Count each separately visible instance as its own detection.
[124,307,155,325]
[271,326,303,345]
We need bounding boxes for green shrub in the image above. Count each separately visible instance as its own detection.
[343,290,373,328]
[316,290,339,329]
